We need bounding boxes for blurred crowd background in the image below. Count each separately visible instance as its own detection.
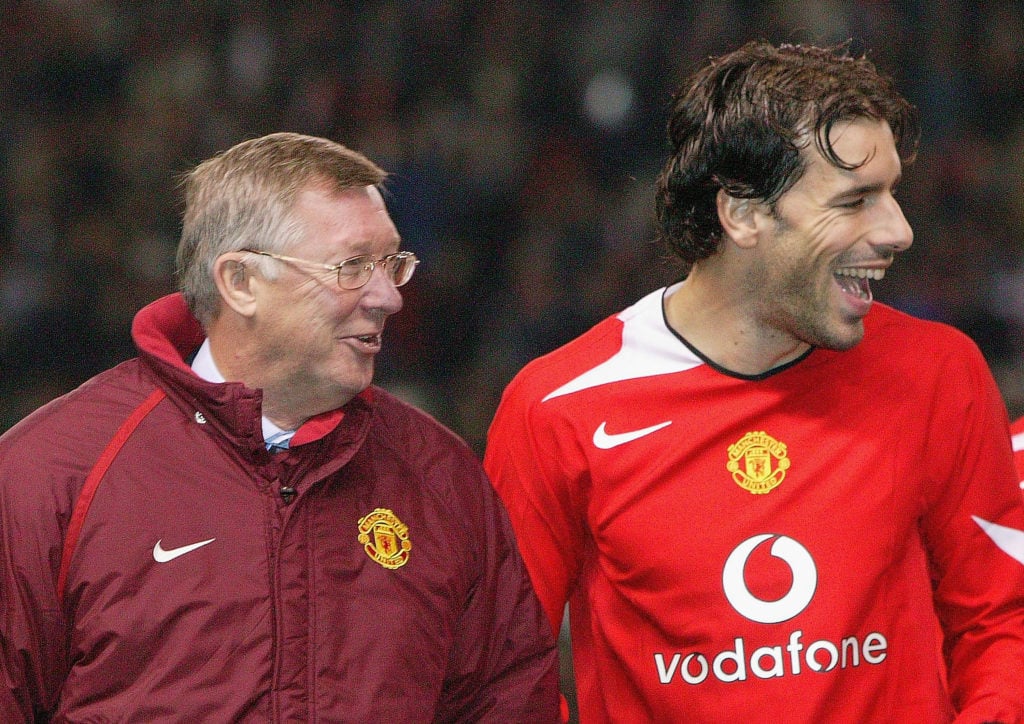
[3,0,1024,456]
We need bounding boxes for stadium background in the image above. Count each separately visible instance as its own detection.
[3,1,1024,446]
[2,2,1023,717]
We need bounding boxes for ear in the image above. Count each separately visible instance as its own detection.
[716,189,760,249]
[212,252,258,318]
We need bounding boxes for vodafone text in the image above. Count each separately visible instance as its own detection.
[654,630,887,684]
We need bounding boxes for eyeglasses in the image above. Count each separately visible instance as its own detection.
[242,249,419,290]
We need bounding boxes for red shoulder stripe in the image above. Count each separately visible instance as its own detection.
[57,388,166,605]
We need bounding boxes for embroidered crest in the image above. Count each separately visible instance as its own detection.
[727,431,791,494]
[357,508,411,569]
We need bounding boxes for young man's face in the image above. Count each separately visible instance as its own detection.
[750,117,913,351]
[252,184,404,415]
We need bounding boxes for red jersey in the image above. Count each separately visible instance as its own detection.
[485,285,1024,723]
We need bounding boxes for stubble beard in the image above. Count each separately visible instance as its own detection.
[773,261,866,352]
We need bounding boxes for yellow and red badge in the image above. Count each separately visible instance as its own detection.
[357,508,412,569]
[727,431,791,494]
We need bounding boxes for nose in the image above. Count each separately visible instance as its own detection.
[358,262,404,316]
[876,193,913,253]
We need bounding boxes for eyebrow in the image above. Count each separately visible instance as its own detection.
[327,237,403,262]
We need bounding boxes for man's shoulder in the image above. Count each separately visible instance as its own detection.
[0,360,157,520]
[0,360,152,460]
[861,303,986,368]
[511,318,624,395]
[866,303,977,347]
[366,386,501,519]
[368,385,476,458]
[504,290,668,406]
[857,304,995,400]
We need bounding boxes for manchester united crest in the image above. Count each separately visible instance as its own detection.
[727,431,791,494]
[357,508,411,569]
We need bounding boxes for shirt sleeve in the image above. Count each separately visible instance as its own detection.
[484,375,588,637]
[918,343,1024,723]
[0,451,67,722]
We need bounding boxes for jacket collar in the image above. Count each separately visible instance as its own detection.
[131,293,372,464]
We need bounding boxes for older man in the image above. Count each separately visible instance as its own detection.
[0,133,558,722]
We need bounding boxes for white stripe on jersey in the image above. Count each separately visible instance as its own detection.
[543,285,702,401]
[972,516,1024,566]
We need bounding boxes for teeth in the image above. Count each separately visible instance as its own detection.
[835,268,885,280]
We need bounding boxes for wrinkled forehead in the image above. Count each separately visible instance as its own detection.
[289,183,400,254]
[789,118,900,194]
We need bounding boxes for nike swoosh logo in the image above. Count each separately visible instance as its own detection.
[972,516,1024,566]
[153,537,216,563]
[593,420,672,449]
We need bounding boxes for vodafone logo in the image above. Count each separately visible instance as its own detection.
[722,534,817,624]
[653,533,888,686]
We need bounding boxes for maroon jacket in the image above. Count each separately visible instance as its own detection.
[0,294,558,722]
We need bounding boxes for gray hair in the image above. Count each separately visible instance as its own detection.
[176,132,387,325]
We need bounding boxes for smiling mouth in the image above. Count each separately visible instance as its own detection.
[348,333,384,353]
[834,267,885,302]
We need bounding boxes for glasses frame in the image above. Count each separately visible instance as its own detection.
[241,249,419,290]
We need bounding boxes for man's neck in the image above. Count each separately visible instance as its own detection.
[663,274,810,376]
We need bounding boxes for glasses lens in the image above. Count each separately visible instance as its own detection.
[336,256,375,289]
[334,253,418,289]
[388,253,417,287]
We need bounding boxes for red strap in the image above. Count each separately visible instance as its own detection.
[57,388,166,605]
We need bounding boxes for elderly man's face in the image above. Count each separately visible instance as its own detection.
[251,184,404,416]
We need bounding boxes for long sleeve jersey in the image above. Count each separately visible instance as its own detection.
[485,285,1024,723]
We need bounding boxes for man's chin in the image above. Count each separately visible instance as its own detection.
[338,370,375,401]
[816,320,866,351]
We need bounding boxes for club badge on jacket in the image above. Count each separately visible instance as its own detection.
[358,508,412,569]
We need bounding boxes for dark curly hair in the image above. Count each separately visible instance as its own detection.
[655,40,920,268]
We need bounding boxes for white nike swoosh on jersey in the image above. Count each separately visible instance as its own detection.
[153,537,216,563]
[593,420,672,449]
[1012,431,1024,452]
[972,516,1024,566]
